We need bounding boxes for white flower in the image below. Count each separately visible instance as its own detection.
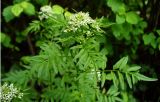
[40,6,53,14]
[0,83,24,102]
[64,12,101,32]
[68,12,95,27]
[39,5,53,20]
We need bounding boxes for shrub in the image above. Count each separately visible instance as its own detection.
[1,4,158,102]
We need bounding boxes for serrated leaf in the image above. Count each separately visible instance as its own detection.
[115,97,123,102]
[101,72,106,87]
[107,85,118,95]
[3,70,29,86]
[111,71,118,88]
[106,73,112,80]
[11,4,23,16]
[77,51,88,70]
[135,73,158,81]
[38,64,44,78]
[108,96,112,102]
[126,12,139,24]
[104,96,108,102]
[127,66,141,72]
[21,2,35,16]
[113,56,128,70]
[52,5,64,14]
[2,6,15,22]
[74,49,85,61]
[121,92,128,102]
[113,92,120,97]
[116,14,125,24]
[111,97,116,102]
[126,73,132,88]
[118,71,125,90]
[83,57,91,69]
[132,74,138,84]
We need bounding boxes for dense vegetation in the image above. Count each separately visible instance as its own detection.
[1,0,160,102]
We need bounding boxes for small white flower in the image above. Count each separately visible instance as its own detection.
[64,12,100,32]
[39,5,53,20]
[40,6,53,14]
[18,93,23,99]
[0,83,24,101]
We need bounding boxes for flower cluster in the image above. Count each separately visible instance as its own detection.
[39,5,53,20]
[64,12,101,32]
[0,83,23,102]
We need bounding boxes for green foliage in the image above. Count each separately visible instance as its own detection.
[116,14,125,24]
[2,1,35,22]
[143,33,157,48]
[52,5,64,14]
[2,6,15,22]
[0,32,13,48]
[2,0,159,102]
[125,12,139,24]
[2,4,158,101]
[107,0,126,14]
[21,1,35,15]
[11,4,23,16]
[35,0,49,5]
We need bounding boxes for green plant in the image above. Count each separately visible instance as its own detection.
[2,5,157,102]
[2,1,35,22]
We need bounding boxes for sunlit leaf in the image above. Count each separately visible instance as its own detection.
[127,66,141,72]
[132,74,138,84]
[11,4,23,16]
[135,73,158,81]
[126,12,139,24]
[118,71,125,90]
[113,56,128,70]
[116,14,125,24]
[52,5,64,14]
[126,73,132,88]
[101,72,106,87]
[106,73,112,80]
[107,0,125,14]
[64,11,73,18]
[2,6,15,22]
[111,72,118,88]
[21,1,35,16]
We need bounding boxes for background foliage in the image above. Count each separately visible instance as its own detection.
[1,0,160,102]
